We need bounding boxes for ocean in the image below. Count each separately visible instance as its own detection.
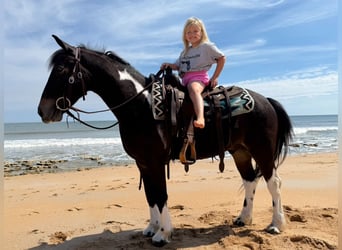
[4,115,338,175]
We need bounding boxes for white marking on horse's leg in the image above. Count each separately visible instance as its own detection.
[143,205,160,237]
[266,168,286,234]
[152,204,173,244]
[234,178,260,226]
[118,69,150,100]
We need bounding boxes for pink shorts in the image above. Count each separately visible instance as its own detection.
[181,71,210,87]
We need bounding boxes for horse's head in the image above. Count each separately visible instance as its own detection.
[38,35,89,123]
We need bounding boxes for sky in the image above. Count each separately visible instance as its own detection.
[3,0,338,123]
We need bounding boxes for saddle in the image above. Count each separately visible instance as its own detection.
[151,68,254,173]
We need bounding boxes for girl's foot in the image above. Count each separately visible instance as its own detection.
[194,119,205,129]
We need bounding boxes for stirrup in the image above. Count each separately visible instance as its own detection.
[179,138,196,165]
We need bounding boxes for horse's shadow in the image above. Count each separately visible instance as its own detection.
[28,224,234,249]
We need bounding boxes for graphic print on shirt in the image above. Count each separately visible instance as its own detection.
[181,60,191,71]
[181,53,200,71]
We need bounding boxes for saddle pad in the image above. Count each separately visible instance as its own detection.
[151,84,255,120]
[229,87,254,117]
[151,81,165,120]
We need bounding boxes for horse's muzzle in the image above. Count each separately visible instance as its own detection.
[38,98,63,123]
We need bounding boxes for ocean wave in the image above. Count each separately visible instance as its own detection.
[4,137,122,149]
[293,126,337,135]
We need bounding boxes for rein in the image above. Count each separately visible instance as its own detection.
[66,110,119,129]
[65,80,157,130]
[56,47,164,130]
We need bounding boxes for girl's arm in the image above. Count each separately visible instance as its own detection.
[160,63,179,71]
[210,56,226,87]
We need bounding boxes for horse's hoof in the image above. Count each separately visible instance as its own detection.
[233,218,245,227]
[266,225,281,234]
[152,239,168,247]
[143,231,155,238]
[151,230,172,247]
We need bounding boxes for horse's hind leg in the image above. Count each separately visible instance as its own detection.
[265,168,286,234]
[232,151,285,233]
[232,150,261,226]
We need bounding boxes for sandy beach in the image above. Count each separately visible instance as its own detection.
[4,152,338,249]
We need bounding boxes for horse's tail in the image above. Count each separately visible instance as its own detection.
[267,98,293,167]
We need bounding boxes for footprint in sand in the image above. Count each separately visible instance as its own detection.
[67,207,83,212]
[283,205,307,223]
[103,220,134,226]
[49,231,68,244]
[49,192,59,197]
[30,229,45,235]
[108,184,128,190]
[26,211,40,216]
[290,235,335,249]
[170,205,185,211]
[105,204,123,209]
[289,214,307,223]
[321,213,334,219]
[198,210,229,225]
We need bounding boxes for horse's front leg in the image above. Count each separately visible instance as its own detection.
[138,163,172,246]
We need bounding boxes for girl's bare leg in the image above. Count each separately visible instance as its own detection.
[188,81,205,128]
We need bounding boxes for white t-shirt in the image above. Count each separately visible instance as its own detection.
[175,42,224,76]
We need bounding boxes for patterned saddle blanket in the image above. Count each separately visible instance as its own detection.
[152,83,255,121]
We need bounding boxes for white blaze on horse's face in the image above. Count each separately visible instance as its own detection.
[118,69,150,100]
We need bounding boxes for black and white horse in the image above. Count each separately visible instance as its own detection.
[38,35,293,246]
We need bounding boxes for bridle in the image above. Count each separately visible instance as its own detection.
[55,47,164,130]
[55,47,86,111]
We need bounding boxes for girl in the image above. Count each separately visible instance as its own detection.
[161,17,226,128]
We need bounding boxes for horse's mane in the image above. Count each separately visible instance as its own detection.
[48,50,65,69]
[48,45,130,70]
[104,51,131,66]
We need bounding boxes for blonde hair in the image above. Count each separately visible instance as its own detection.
[182,17,210,55]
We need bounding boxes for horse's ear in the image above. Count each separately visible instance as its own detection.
[52,34,74,52]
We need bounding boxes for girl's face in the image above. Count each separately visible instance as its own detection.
[185,24,202,47]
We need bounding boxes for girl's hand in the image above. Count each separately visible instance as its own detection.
[160,63,178,70]
[210,77,219,88]
[161,63,172,70]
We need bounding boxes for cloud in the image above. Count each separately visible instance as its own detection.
[257,0,338,31]
[225,42,336,67]
[231,66,338,101]
[208,0,285,9]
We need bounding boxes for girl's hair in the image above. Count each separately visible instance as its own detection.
[182,17,210,55]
